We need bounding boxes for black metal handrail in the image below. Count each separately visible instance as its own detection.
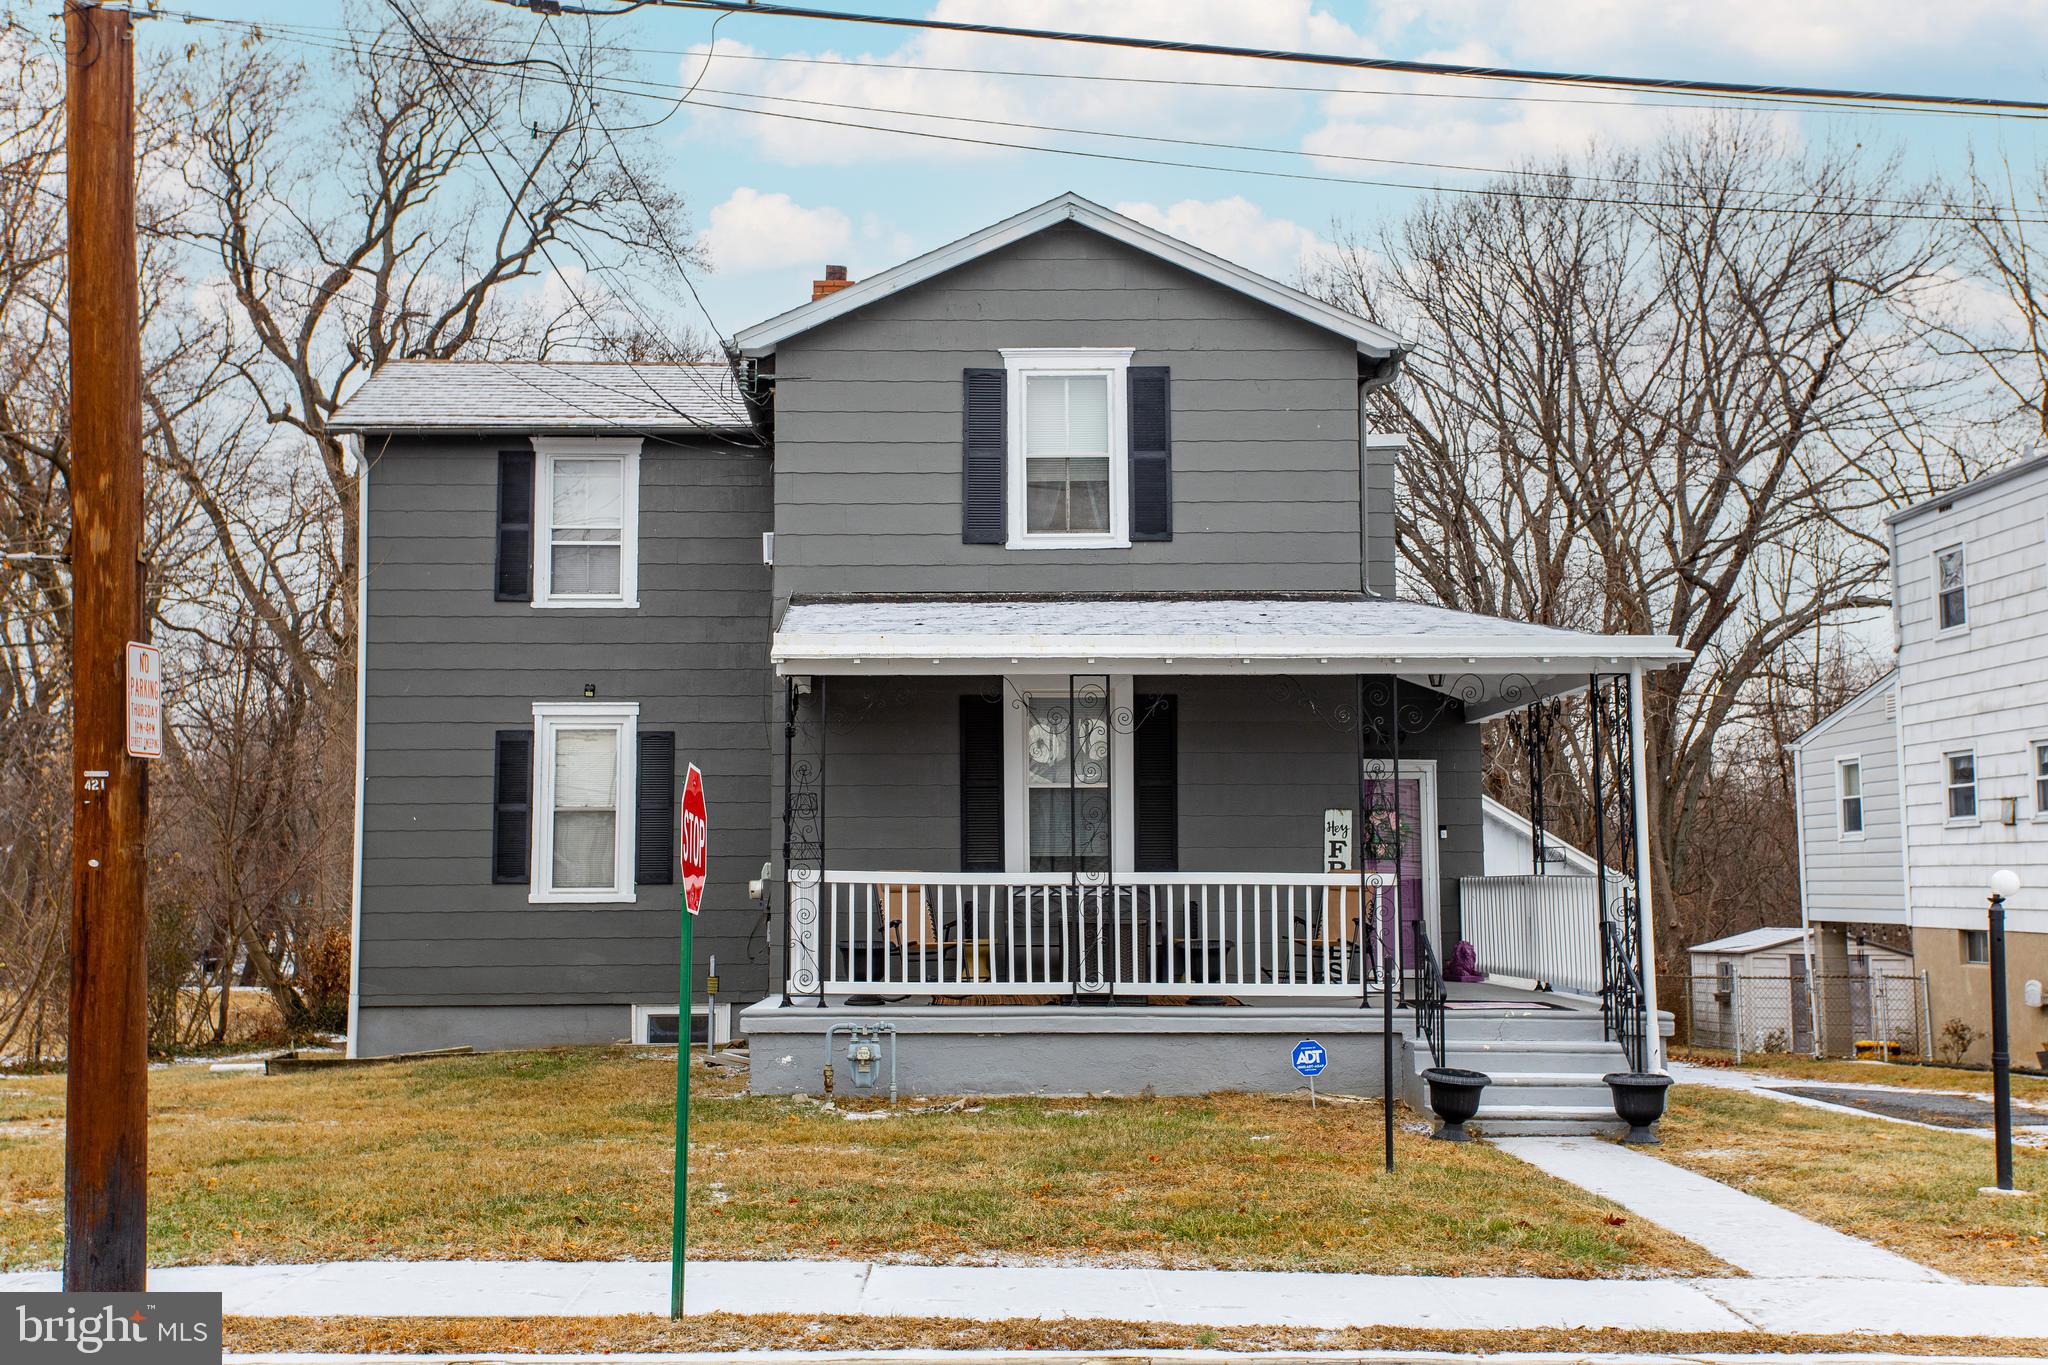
[1411,926,1448,1070]
[1602,915,1648,1071]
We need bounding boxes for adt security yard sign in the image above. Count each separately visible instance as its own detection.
[1293,1039,1328,1107]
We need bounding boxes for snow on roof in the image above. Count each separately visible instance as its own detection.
[329,360,751,435]
[733,192,1406,360]
[773,594,1687,693]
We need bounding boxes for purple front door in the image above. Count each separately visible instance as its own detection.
[1362,776,1428,970]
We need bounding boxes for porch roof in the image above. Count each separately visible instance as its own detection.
[772,594,1686,716]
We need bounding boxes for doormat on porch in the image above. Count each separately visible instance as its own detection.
[1442,999,1573,1010]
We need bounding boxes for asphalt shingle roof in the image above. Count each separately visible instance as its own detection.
[329,360,750,434]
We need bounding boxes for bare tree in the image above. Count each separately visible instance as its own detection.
[1921,154,2048,446]
[1320,121,1966,961]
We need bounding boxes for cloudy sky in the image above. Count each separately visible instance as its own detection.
[157,1,2048,341]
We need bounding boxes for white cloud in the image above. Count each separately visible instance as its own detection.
[696,187,853,275]
[1114,196,1333,282]
[680,2,1376,167]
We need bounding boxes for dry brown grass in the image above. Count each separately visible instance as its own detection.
[1673,1046,2048,1102]
[0,1045,1720,1279]
[1658,1085,2048,1284]
[222,1312,2048,1356]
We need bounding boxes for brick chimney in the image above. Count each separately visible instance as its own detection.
[811,264,852,301]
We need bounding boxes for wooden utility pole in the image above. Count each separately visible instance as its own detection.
[64,0,147,1293]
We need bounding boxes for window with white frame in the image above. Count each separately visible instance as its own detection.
[1003,348,1132,548]
[1962,929,1990,964]
[1934,544,1966,631]
[1022,689,1112,872]
[2034,740,2048,820]
[534,438,640,607]
[532,702,638,901]
[1945,749,1977,823]
[1836,757,1864,836]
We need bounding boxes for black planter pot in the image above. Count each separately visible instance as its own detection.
[1603,1071,1674,1144]
[1421,1066,1490,1142]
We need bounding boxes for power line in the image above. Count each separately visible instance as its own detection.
[158,8,2048,124]
[205,20,2048,225]
[532,0,2048,116]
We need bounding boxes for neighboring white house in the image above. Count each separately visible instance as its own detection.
[1793,448,2048,1065]
[1481,795,1600,877]
[1684,926,1913,1055]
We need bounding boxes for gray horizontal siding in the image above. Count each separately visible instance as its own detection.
[358,434,775,1030]
[771,222,1366,601]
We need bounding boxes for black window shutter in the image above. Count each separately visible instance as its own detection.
[1129,366,1172,541]
[636,731,677,885]
[492,730,532,883]
[1134,694,1178,871]
[495,451,535,601]
[962,368,1006,544]
[960,695,1005,871]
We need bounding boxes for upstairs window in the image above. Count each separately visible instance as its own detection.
[1837,757,1864,837]
[1003,348,1132,549]
[1945,749,1977,823]
[1935,544,1966,631]
[533,437,640,607]
[2035,740,2048,820]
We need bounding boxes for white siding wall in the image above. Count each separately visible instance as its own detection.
[1794,675,1907,925]
[1892,458,2048,935]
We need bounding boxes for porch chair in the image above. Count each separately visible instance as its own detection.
[837,878,961,995]
[1297,876,1380,987]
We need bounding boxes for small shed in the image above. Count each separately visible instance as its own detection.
[1684,927,1914,1054]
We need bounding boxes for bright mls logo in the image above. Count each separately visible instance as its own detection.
[3,1294,220,1364]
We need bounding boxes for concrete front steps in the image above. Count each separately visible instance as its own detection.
[1419,1008,1630,1137]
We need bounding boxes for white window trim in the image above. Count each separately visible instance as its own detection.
[2032,738,2048,823]
[1943,747,1979,828]
[1001,347,1135,551]
[1933,543,1967,636]
[530,701,640,904]
[532,435,641,609]
[1003,674,1135,874]
[631,1001,733,1047]
[1835,755,1865,840]
[1961,928,1990,966]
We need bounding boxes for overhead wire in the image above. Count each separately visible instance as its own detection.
[175,16,2048,225]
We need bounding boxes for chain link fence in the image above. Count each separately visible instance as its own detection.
[1662,971,1930,1061]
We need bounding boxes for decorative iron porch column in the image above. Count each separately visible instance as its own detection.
[780,675,827,1006]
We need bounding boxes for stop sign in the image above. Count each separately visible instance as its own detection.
[680,763,708,916]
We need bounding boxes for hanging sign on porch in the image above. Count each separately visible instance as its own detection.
[1322,809,1353,872]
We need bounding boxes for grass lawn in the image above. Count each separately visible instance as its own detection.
[1658,1085,2048,1285]
[1672,1047,2048,1102]
[0,1045,1717,1279]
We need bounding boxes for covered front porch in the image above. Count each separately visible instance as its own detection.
[751,594,1682,1108]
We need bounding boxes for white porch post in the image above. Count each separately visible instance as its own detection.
[1627,665,1663,1070]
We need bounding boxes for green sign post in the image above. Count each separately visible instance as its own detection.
[672,763,707,1319]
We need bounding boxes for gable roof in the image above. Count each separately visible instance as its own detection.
[732,192,1406,360]
[328,360,750,436]
[1886,446,2048,528]
[1787,669,1898,751]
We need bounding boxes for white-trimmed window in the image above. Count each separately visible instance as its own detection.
[2033,740,2048,820]
[1944,749,1978,824]
[534,436,640,607]
[1836,757,1864,837]
[532,702,638,902]
[1002,347,1133,549]
[1934,544,1967,632]
[1962,929,1990,965]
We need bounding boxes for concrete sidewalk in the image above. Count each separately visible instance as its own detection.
[1493,1136,1946,1282]
[4,1259,2047,1338]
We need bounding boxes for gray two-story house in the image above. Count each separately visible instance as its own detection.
[334,194,1685,1128]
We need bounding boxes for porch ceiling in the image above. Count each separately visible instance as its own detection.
[772,594,1686,715]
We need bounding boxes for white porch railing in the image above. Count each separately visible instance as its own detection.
[810,870,1396,999]
[1458,874,1606,998]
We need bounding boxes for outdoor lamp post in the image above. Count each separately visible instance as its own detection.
[1986,868,2022,1194]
